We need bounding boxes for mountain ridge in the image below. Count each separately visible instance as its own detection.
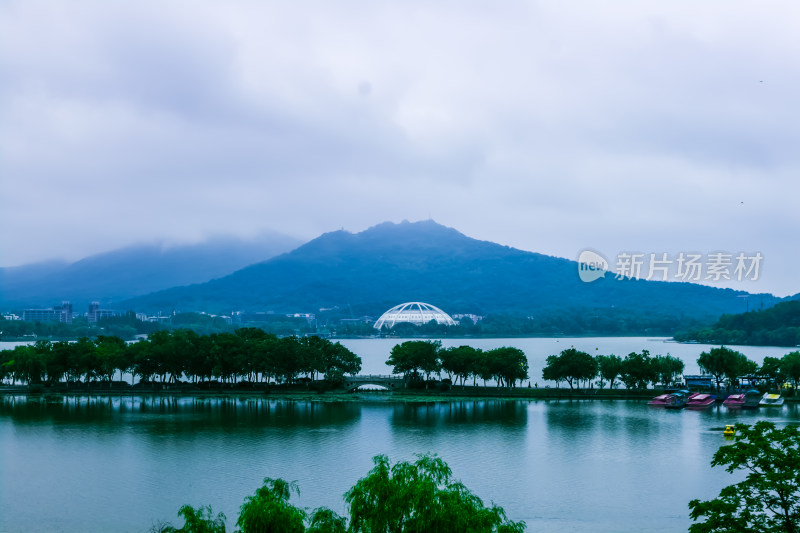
[120,221,787,329]
[0,232,301,309]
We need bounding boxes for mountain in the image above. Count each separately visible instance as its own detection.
[0,232,301,310]
[121,220,787,329]
[674,299,800,346]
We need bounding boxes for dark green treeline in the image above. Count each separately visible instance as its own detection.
[0,329,362,387]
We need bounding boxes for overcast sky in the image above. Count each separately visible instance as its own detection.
[1,1,798,296]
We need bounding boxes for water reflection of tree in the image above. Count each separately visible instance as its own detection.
[391,401,527,427]
[0,396,362,434]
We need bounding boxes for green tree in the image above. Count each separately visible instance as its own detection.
[129,338,157,384]
[0,348,13,384]
[158,505,226,533]
[10,344,45,385]
[486,347,528,388]
[596,354,623,389]
[760,356,785,389]
[344,454,525,533]
[319,340,362,379]
[271,336,304,385]
[782,351,800,390]
[620,350,655,390]
[306,508,347,533]
[698,347,751,391]
[41,341,67,385]
[386,341,441,386]
[94,335,127,382]
[439,346,482,388]
[652,355,685,387]
[541,355,564,388]
[689,421,800,532]
[236,478,305,533]
[542,348,596,390]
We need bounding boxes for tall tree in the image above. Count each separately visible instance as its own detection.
[157,505,226,533]
[486,347,528,388]
[652,355,685,387]
[542,348,596,390]
[345,454,526,533]
[760,356,785,389]
[620,350,655,390]
[440,346,482,388]
[386,341,441,384]
[698,346,751,390]
[782,351,800,390]
[689,421,800,533]
[236,478,305,533]
[596,354,623,389]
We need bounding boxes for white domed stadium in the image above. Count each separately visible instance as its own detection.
[373,302,457,330]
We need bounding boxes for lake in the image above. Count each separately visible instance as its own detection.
[1,337,798,532]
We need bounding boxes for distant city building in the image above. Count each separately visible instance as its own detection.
[58,301,73,324]
[373,302,456,330]
[22,301,73,324]
[2,314,21,321]
[235,311,276,324]
[22,309,60,322]
[452,313,484,324]
[88,302,100,322]
[286,313,315,321]
[234,311,315,324]
[339,316,373,325]
[87,302,116,323]
[199,312,233,325]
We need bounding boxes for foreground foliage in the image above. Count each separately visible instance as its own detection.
[689,421,800,532]
[155,454,525,533]
[346,454,525,533]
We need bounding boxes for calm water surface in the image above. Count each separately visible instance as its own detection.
[2,337,799,532]
[2,395,799,533]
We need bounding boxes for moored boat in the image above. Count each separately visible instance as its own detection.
[723,393,745,408]
[648,394,672,407]
[686,393,716,409]
[664,391,689,409]
[742,389,761,409]
[759,393,784,407]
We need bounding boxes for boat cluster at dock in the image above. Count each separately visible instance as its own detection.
[648,389,786,410]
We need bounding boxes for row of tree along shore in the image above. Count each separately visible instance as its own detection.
[2,332,799,395]
[0,334,530,391]
[0,329,362,389]
[542,345,800,394]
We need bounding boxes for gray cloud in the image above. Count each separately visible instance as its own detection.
[1,0,799,296]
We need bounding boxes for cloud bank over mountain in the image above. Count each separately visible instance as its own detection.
[2,1,798,295]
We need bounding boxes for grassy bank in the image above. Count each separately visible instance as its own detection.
[0,384,712,402]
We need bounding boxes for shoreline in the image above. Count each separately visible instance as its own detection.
[2,385,795,403]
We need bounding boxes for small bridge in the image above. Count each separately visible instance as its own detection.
[344,374,405,392]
